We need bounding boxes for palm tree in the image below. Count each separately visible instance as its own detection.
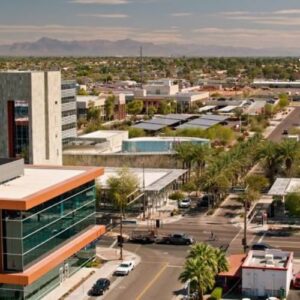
[180,243,229,300]
[214,248,229,273]
[188,243,218,273]
[192,144,210,178]
[278,139,300,177]
[179,257,215,300]
[257,140,281,181]
[174,143,195,178]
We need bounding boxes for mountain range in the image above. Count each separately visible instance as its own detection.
[0,37,298,57]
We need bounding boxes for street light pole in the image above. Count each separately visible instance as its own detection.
[119,208,123,260]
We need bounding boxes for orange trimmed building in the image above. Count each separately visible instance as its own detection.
[0,158,105,299]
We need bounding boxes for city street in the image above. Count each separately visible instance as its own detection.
[268,106,300,141]
[98,107,300,300]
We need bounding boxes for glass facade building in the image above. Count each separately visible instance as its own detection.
[0,163,105,300]
[2,181,96,272]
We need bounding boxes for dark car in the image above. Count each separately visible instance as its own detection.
[251,243,274,251]
[88,278,110,296]
[282,129,289,135]
[156,233,194,245]
[197,194,214,208]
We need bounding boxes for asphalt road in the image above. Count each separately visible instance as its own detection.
[268,106,300,141]
[101,206,300,300]
[101,107,300,300]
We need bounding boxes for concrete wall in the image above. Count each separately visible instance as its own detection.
[242,267,291,297]
[63,153,180,169]
[0,159,24,184]
[0,72,31,158]
[0,71,62,165]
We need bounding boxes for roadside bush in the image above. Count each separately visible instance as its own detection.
[169,191,185,201]
[209,287,223,300]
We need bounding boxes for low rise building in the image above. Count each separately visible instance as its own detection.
[144,79,179,96]
[242,249,293,298]
[0,158,105,299]
[77,95,106,119]
[61,80,77,143]
[252,80,300,88]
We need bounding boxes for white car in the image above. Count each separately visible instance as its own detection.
[178,198,191,209]
[114,261,135,276]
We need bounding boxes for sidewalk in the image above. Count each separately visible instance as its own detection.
[136,200,183,225]
[43,248,140,300]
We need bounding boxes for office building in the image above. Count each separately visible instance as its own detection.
[0,158,105,299]
[0,71,62,165]
[61,80,77,143]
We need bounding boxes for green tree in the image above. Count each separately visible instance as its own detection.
[87,100,101,121]
[147,105,157,118]
[128,127,146,138]
[278,139,300,177]
[104,95,115,121]
[258,141,281,181]
[180,243,228,300]
[127,100,144,117]
[179,257,215,300]
[158,100,172,115]
[245,174,269,192]
[278,93,289,109]
[107,168,139,259]
[174,143,195,177]
[77,88,88,96]
[285,193,300,216]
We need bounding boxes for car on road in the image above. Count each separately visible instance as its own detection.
[114,260,135,276]
[129,229,156,244]
[293,272,300,288]
[251,242,274,251]
[156,233,194,245]
[178,198,192,209]
[88,278,110,296]
[282,129,289,135]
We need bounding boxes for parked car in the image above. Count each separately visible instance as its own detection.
[114,261,135,276]
[156,233,194,245]
[282,129,289,135]
[88,278,110,296]
[293,272,300,288]
[197,194,214,208]
[178,198,192,209]
[251,243,274,251]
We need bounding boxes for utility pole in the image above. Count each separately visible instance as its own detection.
[119,209,123,260]
[140,46,144,85]
[142,163,146,220]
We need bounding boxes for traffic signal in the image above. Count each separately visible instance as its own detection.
[156,219,160,228]
[117,235,124,247]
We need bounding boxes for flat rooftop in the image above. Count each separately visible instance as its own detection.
[0,166,103,210]
[268,178,300,196]
[98,167,187,192]
[243,250,292,270]
[126,136,209,143]
[79,130,128,139]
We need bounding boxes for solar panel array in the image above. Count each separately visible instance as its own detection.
[132,114,228,132]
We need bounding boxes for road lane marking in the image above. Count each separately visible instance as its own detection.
[258,231,266,243]
[135,263,168,300]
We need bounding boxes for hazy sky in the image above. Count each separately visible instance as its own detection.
[1,0,300,48]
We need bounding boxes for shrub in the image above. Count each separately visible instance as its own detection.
[169,191,185,201]
[210,287,223,300]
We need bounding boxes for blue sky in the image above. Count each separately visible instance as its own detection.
[1,0,300,48]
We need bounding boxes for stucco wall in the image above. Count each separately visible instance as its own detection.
[63,153,180,169]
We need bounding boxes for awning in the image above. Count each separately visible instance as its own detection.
[218,254,246,278]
